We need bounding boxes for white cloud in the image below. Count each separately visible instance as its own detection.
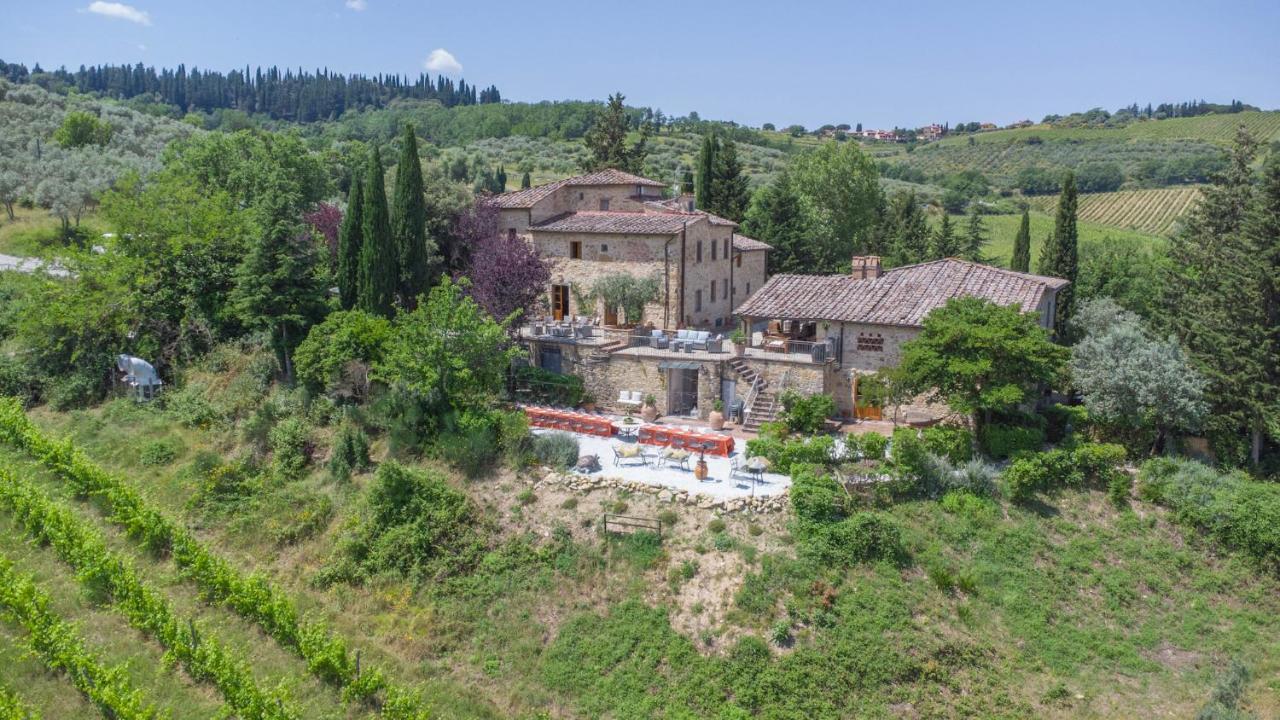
[137,43,147,51]
[344,0,367,10]
[423,48,462,76]
[84,1,152,25]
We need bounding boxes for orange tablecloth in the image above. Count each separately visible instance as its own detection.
[637,425,734,456]
[523,406,616,437]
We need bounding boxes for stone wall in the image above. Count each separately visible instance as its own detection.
[679,219,736,329]
[539,233,674,325]
[731,249,768,307]
[837,322,921,372]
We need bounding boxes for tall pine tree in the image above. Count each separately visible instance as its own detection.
[230,171,327,381]
[882,191,930,267]
[1010,208,1031,272]
[741,171,813,274]
[582,92,648,173]
[391,123,433,308]
[963,206,988,263]
[710,137,751,221]
[1165,129,1276,465]
[358,146,396,317]
[930,213,959,259]
[1038,172,1078,337]
[336,177,364,310]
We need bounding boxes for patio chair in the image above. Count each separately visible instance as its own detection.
[659,448,691,471]
[612,444,648,467]
[650,329,669,349]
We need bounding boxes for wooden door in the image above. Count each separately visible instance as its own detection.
[604,305,617,327]
[551,285,569,321]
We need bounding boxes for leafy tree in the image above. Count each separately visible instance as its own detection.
[1038,172,1078,337]
[740,171,816,274]
[588,274,661,325]
[1010,209,1032,272]
[1075,235,1166,320]
[358,147,396,317]
[929,213,959,258]
[336,177,364,310]
[53,111,112,148]
[898,297,1068,435]
[962,206,988,263]
[229,173,328,381]
[391,123,436,308]
[787,142,882,268]
[372,276,521,422]
[1075,162,1124,193]
[520,171,531,189]
[879,191,930,267]
[1071,299,1207,454]
[294,309,393,396]
[582,92,648,174]
[460,205,552,331]
[304,202,342,263]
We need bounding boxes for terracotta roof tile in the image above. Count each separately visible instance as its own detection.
[732,234,772,251]
[530,211,694,235]
[733,258,1067,327]
[489,170,666,209]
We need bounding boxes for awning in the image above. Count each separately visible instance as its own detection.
[657,360,702,370]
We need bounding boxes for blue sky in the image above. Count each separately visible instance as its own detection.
[5,0,1279,128]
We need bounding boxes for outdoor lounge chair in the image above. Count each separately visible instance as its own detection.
[612,444,648,467]
[650,329,669,349]
[659,448,691,471]
[617,390,643,409]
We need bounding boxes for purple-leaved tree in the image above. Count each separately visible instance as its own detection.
[305,202,342,263]
[456,202,550,328]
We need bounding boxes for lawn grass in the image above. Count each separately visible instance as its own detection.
[0,206,101,258]
[11,399,1280,719]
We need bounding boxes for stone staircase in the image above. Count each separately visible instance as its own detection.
[584,337,629,365]
[727,357,781,432]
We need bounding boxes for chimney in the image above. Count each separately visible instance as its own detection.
[851,255,882,280]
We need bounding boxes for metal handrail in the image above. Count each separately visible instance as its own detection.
[742,372,763,425]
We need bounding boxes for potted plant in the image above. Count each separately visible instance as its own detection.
[581,392,596,412]
[641,393,658,423]
[729,329,747,356]
[708,399,726,431]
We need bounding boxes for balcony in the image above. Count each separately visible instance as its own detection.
[520,322,834,365]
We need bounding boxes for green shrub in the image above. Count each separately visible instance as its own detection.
[708,518,727,533]
[1041,403,1088,443]
[328,420,371,481]
[921,424,973,463]
[979,423,1045,459]
[858,432,889,461]
[940,491,998,522]
[1073,442,1127,487]
[139,438,181,467]
[658,510,678,527]
[163,381,222,428]
[811,512,906,566]
[1197,660,1252,720]
[789,467,846,525]
[889,427,928,478]
[326,461,488,585]
[1004,449,1079,501]
[432,412,501,478]
[1138,458,1280,569]
[268,417,311,481]
[293,310,392,395]
[532,432,579,469]
[746,433,836,474]
[778,391,836,435]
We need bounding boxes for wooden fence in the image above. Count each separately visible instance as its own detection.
[602,513,662,537]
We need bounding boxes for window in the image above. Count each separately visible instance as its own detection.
[578,192,584,200]
[736,254,742,268]
[857,333,884,352]
[600,243,608,253]
[710,281,716,302]
[723,238,729,259]
[507,228,517,241]
[599,198,610,211]
[570,241,581,259]
[695,289,702,312]
[696,241,702,263]
[711,240,717,261]
[746,282,751,295]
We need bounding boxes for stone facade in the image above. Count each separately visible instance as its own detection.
[732,247,767,308]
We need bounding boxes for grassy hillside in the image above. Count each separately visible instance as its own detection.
[0,393,1275,719]
[930,210,1164,267]
[937,111,1280,146]
[1025,186,1204,237]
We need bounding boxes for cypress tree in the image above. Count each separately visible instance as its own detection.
[1038,172,1078,336]
[710,137,750,221]
[695,133,718,211]
[962,205,988,263]
[930,213,959,259]
[496,165,507,192]
[883,191,929,267]
[358,146,396,317]
[336,177,364,310]
[391,123,432,308]
[1010,209,1031,272]
[521,171,531,189]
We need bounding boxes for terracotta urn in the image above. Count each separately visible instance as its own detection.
[708,409,725,431]
[641,403,658,423]
[694,457,709,480]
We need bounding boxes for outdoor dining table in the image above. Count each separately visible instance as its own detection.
[522,406,616,437]
[637,425,734,456]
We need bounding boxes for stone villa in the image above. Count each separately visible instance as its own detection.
[499,171,1067,428]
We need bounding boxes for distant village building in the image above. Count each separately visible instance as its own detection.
[918,124,945,141]
[979,122,998,131]
[856,129,900,142]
